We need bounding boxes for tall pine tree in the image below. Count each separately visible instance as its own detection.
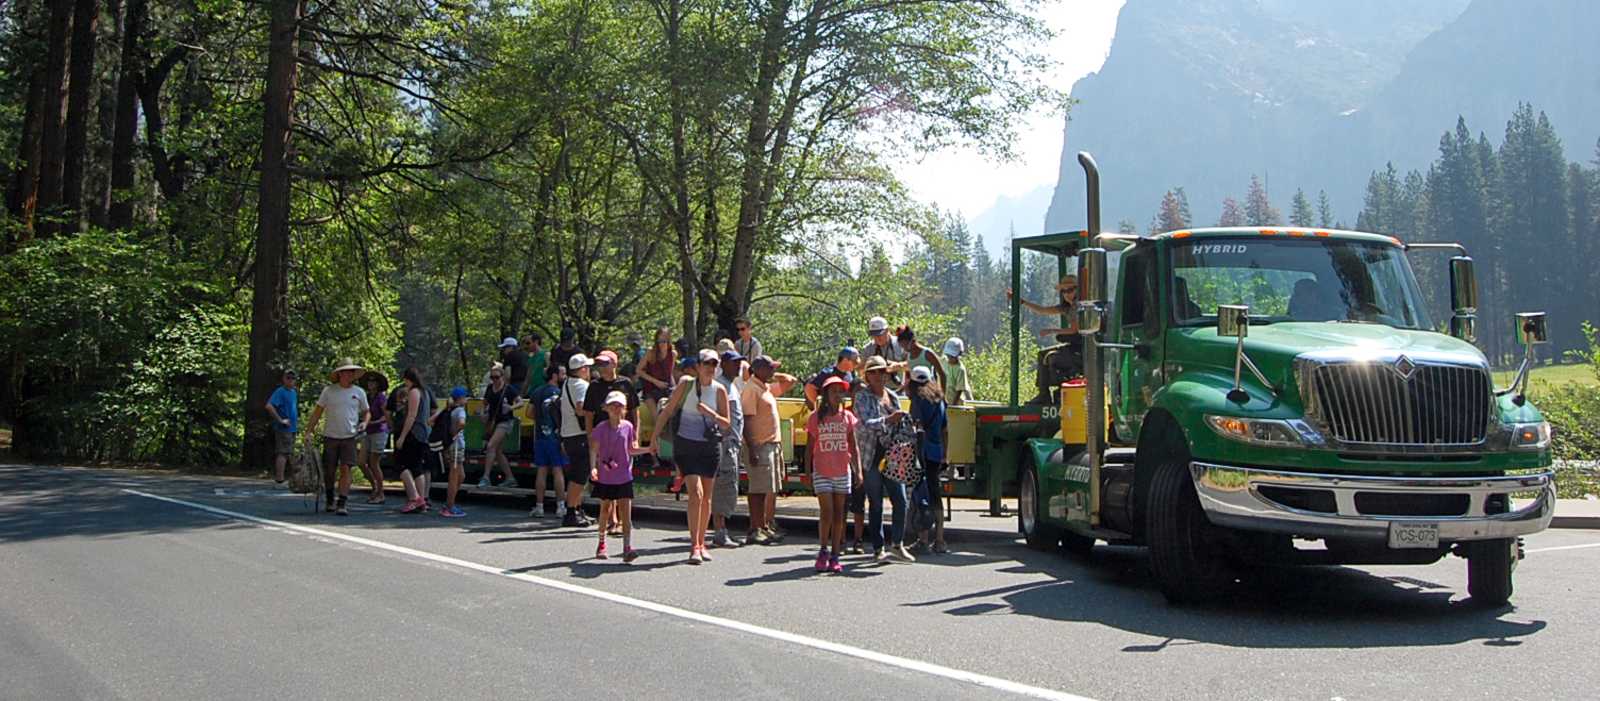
[1217,197,1244,227]
[1243,175,1281,226]
[1317,190,1335,228]
[1290,189,1314,227]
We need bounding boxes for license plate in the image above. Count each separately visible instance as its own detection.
[1388,522,1440,549]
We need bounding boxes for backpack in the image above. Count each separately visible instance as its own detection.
[538,388,561,438]
[428,404,459,452]
[287,442,321,495]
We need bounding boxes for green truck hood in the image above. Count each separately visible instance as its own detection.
[1185,322,1480,361]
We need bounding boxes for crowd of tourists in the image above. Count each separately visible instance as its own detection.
[264,315,982,570]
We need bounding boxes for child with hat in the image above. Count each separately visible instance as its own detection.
[589,390,650,562]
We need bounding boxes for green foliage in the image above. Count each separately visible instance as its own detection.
[0,230,244,465]
[963,328,1038,404]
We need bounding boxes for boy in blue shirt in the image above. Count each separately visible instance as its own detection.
[265,370,299,483]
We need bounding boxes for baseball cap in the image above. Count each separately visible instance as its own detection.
[838,346,860,360]
[604,390,628,406]
[678,356,698,370]
[716,338,736,353]
[697,348,720,364]
[567,353,592,370]
[450,386,468,400]
[720,349,744,364]
[751,355,780,371]
[821,375,851,391]
[909,366,934,384]
[595,350,618,366]
[282,369,297,379]
[942,337,965,358]
[499,337,518,348]
[867,316,889,334]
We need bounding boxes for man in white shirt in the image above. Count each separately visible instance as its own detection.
[559,354,593,527]
[303,358,371,516]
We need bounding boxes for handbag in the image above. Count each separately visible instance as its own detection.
[880,419,923,485]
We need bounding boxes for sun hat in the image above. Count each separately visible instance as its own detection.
[595,350,618,366]
[604,390,628,406]
[751,355,781,371]
[567,353,592,370]
[821,375,851,392]
[909,366,934,384]
[329,357,365,382]
[862,355,890,373]
[868,316,889,335]
[499,337,518,349]
[697,348,720,364]
[361,371,390,392]
[450,386,469,400]
[942,337,965,358]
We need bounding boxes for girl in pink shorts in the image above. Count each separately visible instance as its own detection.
[805,376,859,573]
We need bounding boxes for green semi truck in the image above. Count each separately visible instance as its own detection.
[1014,152,1555,605]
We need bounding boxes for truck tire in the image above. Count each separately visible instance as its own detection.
[1465,538,1516,607]
[1145,459,1234,604]
[1019,465,1061,550]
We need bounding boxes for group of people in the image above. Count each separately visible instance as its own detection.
[265,314,975,571]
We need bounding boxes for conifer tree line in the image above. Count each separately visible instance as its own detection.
[1141,104,1599,366]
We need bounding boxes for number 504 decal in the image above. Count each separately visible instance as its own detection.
[1041,406,1060,420]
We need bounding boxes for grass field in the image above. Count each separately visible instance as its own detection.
[1492,363,1597,388]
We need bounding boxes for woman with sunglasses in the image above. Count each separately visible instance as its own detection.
[1007,274,1080,337]
[651,349,733,564]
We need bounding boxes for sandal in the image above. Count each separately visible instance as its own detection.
[366,494,386,504]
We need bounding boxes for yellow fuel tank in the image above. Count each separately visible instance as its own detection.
[1058,381,1089,446]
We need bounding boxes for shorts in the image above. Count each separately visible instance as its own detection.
[674,436,719,478]
[746,442,783,494]
[490,420,518,445]
[561,435,591,485]
[712,440,741,516]
[362,431,388,454]
[274,430,296,456]
[592,481,635,501]
[321,436,358,468]
[449,442,465,469]
[813,474,852,495]
[396,437,429,474]
[533,435,568,467]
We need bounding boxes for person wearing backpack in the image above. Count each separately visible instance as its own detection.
[393,367,436,514]
[907,366,949,554]
[559,354,594,527]
[527,366,567,518]
[435,386,470,518]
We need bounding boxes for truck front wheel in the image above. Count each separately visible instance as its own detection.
[1465,538,1517,607]
[1019,465,1061,550]
[1146,459,1234,603]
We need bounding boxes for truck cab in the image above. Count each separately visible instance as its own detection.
[1020,153,1556,606]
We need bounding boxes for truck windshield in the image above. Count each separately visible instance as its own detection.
[1169,237,1432,329]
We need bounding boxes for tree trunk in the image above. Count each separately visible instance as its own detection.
[36,0,74,234]
[243,0,304,469]
[720,0,791,332]
[5,75,46,237]
[60,0,98,232]
[88,0,123,228]
[107,0,144,230]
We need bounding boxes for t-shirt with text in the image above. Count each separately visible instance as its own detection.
[805,409,858,479]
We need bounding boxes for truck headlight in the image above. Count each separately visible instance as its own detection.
[1204,415,1305,448]
[1509,421,1550,451]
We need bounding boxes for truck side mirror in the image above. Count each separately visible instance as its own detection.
[1217,304,1249,338]
[1449,257,1478,342]
[1076,248,1107,335]
[1516,312,1548,346]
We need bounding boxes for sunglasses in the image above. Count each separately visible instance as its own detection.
[700,359,719,366]
[736,326,750,332]
[490,374,503,379]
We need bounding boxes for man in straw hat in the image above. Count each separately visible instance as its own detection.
[303,358,372,516]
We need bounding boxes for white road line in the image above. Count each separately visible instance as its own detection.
[123,488,1093,701]
[1525,542,1600,554]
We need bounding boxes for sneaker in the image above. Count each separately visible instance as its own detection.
[746,530,771,546]
[476,477,490,488]
[688,549,703,565]
[873,547,887,562]
[561,510,582,527]
[699,547,713,562]
[622,548,639,564]
[575,512,593,527]
[400,499,425,514]
[711,529,729,548]
[556,502,568,518]
[528,505,544,518]
[932,542,950,554]
[892,544,916,562]
[764,526,785,544]
[335,504,349,516]
[829,555,843,574]
[596,542,609,560]
[440,506,466,518]
[423,500,433,512]
[814,549,830,572]
[668,475,685,493]
[324,492,336,512]
[848,540,864,555]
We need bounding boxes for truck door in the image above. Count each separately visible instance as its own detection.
[1111,245,1161,443]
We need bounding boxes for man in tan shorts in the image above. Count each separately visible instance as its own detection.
[740,355,797,544]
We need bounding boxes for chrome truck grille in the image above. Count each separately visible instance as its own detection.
[1302,357,1492,447]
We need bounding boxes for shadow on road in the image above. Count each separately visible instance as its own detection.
[905,544,1547,650]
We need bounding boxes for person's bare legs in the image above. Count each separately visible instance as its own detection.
[830,493,849,554]
[532,466,548,513]
[274,453,288,482]
[363,448,384,500]
[685,476,711,555]
[597,500,614,552]
[700,477,715,551]
[399,470,420,502]
[764,493,778,532]
[746,492,764,537]
[419,472,432,504]
[816,492,834,553]
[446,458,463,509]
[484,427,507,485]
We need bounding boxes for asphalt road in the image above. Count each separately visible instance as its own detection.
[3,464,1597,701]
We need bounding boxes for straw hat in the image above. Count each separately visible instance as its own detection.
[329,358,365,382]
[361,370,390,392]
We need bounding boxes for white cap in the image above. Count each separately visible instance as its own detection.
[867,316,889,334]
[604,390,628,406]
[909,366,934,384]
[697,348,720,364]
[942,337,965,358]
[499,337,518,348]
[567,353,592,370]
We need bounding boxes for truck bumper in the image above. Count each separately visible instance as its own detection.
[1190,462,1555,542]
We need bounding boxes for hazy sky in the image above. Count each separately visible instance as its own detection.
[890,0,1124,223]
